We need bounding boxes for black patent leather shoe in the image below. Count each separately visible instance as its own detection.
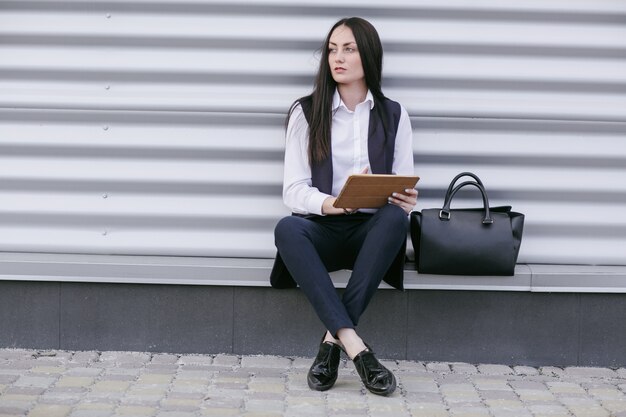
[307,341,342,391]
[352,348,396,396]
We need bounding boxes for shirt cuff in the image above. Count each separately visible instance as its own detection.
[307,192,331,216]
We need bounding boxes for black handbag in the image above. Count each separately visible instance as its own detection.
[410,172,524,276]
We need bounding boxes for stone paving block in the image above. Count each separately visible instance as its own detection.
[567,405,611,417]
[589,388,624,400]
[114,405,157,416]
[286,394,324,406]
[102,368,141,377]
[478,364,513,375]
[530,404,571,414]
[547,381,586,394]
[380,359,398,371]
[169,382,208,394]
[247,382,285,394]
[481,390,519,401]
[404,392,444,405]
[28,404,72,417]
[541,367,566,377]
[0,404,31,415]
[368,411,411,417]
[565,367,617,378]
[472,377,512,391]
[484,398,523,408]
[99,352,150,364]
[490,409,532,417]
[451,363,478,374]
[71,352,101,364]
[91,381,131,393]
[67,367,104,377]
[136,374,172,385]
[211,355,240,367]
[40,391,84,405]
[5,386,45,395]
[0,350,31,360]
[119,397,161,407]
[284,410,326,417]
[0,375,18,384]
[244,398,285,412]
[155,412,196,417]
[400,378,438,393]
[426,362,450,373]
[31,366,65,375]
[509,380,548,390]
[326,395,368,410]
[69,411,115,417]
[397,361,427,372]
[514,366,539,376]
[0,392,38,402]
[56,376,95,388]
[73,403,116,412]
[200,409,241,416]
[101,374,137,382]
[161,397,202,408]
[202,396,243,408]
[559,395,600,408]
[516,389,557,401]
[441,383,477,392]
[289,357,312,370]
[178,355,213,366]
[149,354,178,365]
[408,403,449,417]
[143,365,177,375]
[602,400,626,413]
[175,369,212,380]
[14,375,58,388]
[438,373,471,385]
[448,406,491,416]
[240,356,291,369]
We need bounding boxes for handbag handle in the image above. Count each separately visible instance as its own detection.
[439,181,494,224]
[444,172,484,201]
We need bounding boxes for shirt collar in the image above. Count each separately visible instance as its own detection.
[332,89,375,111]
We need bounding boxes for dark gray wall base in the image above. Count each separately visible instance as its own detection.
[2,281,625,367]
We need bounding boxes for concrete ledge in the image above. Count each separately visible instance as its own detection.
[1,252,626,292]
[2,253,626,366]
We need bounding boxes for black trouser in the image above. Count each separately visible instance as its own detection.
[274,203,408,337]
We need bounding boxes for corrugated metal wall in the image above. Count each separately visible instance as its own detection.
[1,0,625,266]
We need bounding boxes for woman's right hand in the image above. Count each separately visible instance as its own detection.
[322,197,355,215]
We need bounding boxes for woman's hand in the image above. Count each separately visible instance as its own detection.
[322,197,354,215]
[388,188,418,214]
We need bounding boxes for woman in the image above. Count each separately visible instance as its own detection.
[270,17,417,396]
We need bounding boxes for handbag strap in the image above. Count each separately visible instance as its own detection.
[444,172,484,201]
[440,181,494,224]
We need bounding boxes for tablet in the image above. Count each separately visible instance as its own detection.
[333,174,420,209]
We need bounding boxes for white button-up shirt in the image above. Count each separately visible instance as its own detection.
[283,90,414,215]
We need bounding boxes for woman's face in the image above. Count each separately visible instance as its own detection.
[328,25,365,88]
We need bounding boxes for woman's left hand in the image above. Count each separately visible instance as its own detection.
[388,188,418,214]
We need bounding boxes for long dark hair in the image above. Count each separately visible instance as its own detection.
[286,17,386,165]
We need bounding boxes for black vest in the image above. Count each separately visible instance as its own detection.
[299,95,402,193]
[270,95,407,290]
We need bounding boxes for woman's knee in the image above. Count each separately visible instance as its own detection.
[378,203,409,230]
[274,216,308,246]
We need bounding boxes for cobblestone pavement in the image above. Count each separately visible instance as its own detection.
[1,349,626,417]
